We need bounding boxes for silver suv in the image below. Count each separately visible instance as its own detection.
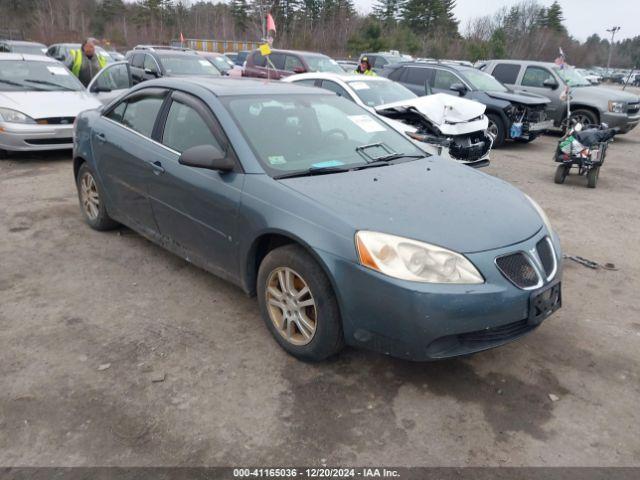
[480,60,640,133]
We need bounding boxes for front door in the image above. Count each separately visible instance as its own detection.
[519,66,562,121]
[93,88,168,236]
[146,91,244,280]
[87,61,133,104]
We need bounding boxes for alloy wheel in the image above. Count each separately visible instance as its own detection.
[265,267,317,346]
[487,120,499,139]
[80,172,100,220]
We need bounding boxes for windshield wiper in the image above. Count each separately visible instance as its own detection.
[372,153,427,162]
[0,78,27,88]
[23,79,76,91]
[274,165,351,179]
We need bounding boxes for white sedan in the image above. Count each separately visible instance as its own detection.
[0,54,133,157]
[282,72,492,166]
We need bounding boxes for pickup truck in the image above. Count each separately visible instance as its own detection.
[479,60,640,133]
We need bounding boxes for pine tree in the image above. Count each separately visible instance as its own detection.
[401,0,457,36]
[545,1,566,34]
[231,0,249,34]
[373,0,400,25]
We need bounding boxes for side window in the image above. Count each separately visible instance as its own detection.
[434,70,460,89]
[269,52,286,70]
[522,66,554,87]
[404,67,431,86]
[143,54,158,72]
[253,52,267,67]
[94,64,130,91]
[162,100,223,154]
[293,79,318,87]
[320,80,350,99]
[106,102,127,123]
[387,67,404,81]
[131,53,145,68]
[284,55,304,72]
[121,95,164,137]
[492,63,520,84]
[377,57,388,67]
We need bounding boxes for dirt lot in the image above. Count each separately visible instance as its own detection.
[1,90,640,467]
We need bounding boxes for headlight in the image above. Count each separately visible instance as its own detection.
[525,194,553,233]
[608,101,625,113]
[355,231,484,284]
[0,107,36,124]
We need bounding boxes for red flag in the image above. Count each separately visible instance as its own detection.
[266,14,276,33]
[180,32,185,43]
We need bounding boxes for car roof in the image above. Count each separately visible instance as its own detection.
[485,59,557,68]
[0,53,58,62]
[141,77,332,97]
[287,72,390,83]
[255,48,330,57]
[1,40,46,46]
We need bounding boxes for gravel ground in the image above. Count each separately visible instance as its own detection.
[1,90,639,467]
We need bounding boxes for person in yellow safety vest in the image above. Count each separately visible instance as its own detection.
[354,57,376,76]
[68,38,107,87]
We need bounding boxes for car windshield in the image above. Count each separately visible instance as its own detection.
[159,55,221,76]
[463,69,508,92]
[303,55,344,73]
[553,67,591,87]
[223,94,425,176]
[0,60,84,92]
[348,79,417,107]
[8,44,47,55]
[382,56,404,65]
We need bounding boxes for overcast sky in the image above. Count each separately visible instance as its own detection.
[352,0,637,42]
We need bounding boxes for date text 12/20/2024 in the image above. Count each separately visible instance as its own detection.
[233,468,400,478]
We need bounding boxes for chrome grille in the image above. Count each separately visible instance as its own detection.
[495,253,540,289]
[536,237,555,279]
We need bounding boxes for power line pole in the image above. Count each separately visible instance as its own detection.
[606,26,620,75]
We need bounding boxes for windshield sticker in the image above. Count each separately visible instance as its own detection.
[350,82,370,90]
[268,155,287,165]
[312,160,345,168]
[198,60,210,66]
[348,115,386,133]
[47,66,69,76]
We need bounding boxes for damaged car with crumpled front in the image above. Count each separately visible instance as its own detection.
[381,61,552,147]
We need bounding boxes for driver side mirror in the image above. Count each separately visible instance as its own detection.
[179,144,234,172]
[450,82,467,95]
[543,78,558,89]
[91,84,112,93]
[293,66,306,74]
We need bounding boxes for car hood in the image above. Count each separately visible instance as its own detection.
[375,93,488,135]
[570,85,639,103]
[279,157,542,253]
[0,91,102,118]
[485,90,550,106]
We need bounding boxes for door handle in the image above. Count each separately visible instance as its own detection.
[149,160,165,175]
[96,132,106,143]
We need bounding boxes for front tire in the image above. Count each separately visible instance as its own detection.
[587,166,599,188]
[487,113,506,148]
[554,164,570,184]
[257,244,344,361]
[76,163,119,230]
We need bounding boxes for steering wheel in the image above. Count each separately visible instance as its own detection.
[323,129,348,141]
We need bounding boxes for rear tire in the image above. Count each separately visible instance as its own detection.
[0,149,8,160]
[487,113,506,148]
[554,164,570,184]
[257,244,344,361]
[76,163,119,230]
[587,166,599,188]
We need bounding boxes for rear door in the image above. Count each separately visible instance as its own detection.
[146,90,244,280]
[93,88,169,236]
[87,61,133,104]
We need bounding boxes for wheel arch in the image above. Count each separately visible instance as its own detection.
[73,156,86,180]
[243,230,340,300]
[565,104,600,125]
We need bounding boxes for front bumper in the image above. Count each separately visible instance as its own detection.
[317,229,562,361]
[601,111,640,133]
[0,122,74,152]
